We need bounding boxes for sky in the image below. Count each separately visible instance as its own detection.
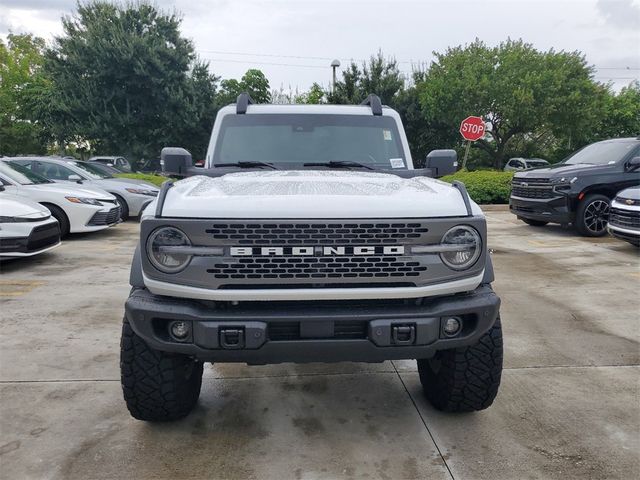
[1,0,639,92]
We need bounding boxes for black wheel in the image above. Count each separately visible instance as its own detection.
[575,194,610,237]
[521,218,548,227]
[113,194,129,221]
[120,317,203,421]
[417,316,503,412]
[42,203,70,238]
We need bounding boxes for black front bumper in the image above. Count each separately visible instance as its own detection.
[509,195,573,224]
[124,286,500,364]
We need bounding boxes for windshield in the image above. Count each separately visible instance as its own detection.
[527,160,548,168]
[211,114,407,170]
[70,161,112,179]
[564,141,638,165]
[0,161,52,185]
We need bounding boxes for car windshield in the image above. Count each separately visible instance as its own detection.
[211,114,407,170]
[527,160,548,167]
[70,161,112,179]
[0,161,52,185]
[564,141,638,165]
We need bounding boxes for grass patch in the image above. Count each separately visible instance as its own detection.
[441,170,514,204]
[116,173,169,187]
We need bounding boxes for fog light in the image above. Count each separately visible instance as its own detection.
[169,321,190,341]
[443,317,462,337]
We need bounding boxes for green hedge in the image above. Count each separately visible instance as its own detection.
[116,173,168,187]
[441,170,514,204]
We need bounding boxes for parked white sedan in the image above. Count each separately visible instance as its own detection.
[0,161,120,237]
[0,190,61,259]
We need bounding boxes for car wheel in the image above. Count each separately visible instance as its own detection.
[521,218,549,227]
[575,194,610,237]
[42,203,70,238]
[113,194,129,221]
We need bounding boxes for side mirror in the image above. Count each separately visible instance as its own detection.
[0,184,4,192]
[425,149,458,178]
[68,174,82,182]
[627,156,640,171]
[161,147,193,176]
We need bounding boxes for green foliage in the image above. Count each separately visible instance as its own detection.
[598,81,640,139]
[441,170,514,204]
[0,34,49,155]
[419,39,609,169]
[219,69,271,105]
[116,172,167,186]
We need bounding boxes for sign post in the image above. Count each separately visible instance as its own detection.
[459,116,486,170]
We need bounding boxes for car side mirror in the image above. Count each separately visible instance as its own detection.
[627,156,640,171]
[68,174,82,182]
[425,149,458,178]
[161,147,193,176]
[0,184,4,192]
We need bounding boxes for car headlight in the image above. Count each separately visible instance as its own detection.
[439,225,482,270]
[146,227,192,273]
[125,188,158,196]
[65,196,103,206]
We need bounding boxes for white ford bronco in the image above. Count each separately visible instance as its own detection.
[121,94,503,421]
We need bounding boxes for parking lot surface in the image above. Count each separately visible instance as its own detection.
[1,208,638,480]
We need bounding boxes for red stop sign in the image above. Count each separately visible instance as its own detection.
[459,116,485,141]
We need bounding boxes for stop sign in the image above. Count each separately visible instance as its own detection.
[459,116,485,141]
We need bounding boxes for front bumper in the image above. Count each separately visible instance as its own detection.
[0,219,61,258]
[124,285,500,364]
[509,195,573,224]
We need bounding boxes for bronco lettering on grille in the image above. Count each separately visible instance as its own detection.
[229,246,405,256]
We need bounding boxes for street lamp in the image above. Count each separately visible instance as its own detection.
[331,59,341,93]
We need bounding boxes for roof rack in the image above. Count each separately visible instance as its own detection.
[236,92,255,114]
[360,94,383,116]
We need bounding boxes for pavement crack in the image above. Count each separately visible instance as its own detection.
[391,361,455,480]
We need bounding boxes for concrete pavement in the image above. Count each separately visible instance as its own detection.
[0,210,638,479]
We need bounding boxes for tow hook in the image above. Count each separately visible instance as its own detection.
[220,328,245,349]
[391,324,416,345]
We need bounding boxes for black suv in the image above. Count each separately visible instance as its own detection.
[510,138,640,236]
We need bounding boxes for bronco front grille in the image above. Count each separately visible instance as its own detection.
[206,222,430,245]
[208,256,428,281]
[609,208,640,230]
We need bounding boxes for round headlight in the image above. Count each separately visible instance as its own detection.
[147,227,192,273]
[439,225,482,270]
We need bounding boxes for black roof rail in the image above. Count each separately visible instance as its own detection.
[236,92,255,114]
[360,94,383,116]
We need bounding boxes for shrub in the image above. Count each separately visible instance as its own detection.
[116,173,168,187]
[440,170,514,204]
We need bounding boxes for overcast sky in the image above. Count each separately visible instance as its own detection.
[1,0,639,92]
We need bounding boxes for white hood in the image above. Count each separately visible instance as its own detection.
[156,171,481,219]
[0,193,51,219]
[26,182,116,200]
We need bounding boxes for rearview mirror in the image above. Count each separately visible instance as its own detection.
[68,174,82,182]
[161,147,192,176]
[425,149,458,178]
[627,156,640,171]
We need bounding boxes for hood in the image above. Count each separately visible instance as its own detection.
[617,186,640,200]
[514,162,613,179]
[0,193,51,219]
[25,182,116,200]
[99,178,158,189]
[155,170,481,219]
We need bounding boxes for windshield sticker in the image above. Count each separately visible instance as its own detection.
[383,129,393,141]
[390,158,405,169]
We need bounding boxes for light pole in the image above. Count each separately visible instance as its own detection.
[331,59,340,93]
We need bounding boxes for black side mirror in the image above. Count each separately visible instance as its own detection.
[627,156,640,171]
[161,147,192,176]
[0,184,4,192]
[425,149,458,178]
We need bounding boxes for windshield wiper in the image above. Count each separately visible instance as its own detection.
[214,161,278,170]
[303,160,374,171]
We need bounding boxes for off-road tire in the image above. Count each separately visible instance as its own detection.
[418,316,503,412]
[575,194,610,237]
[42,203,70,238]
[521,218,548,227]
[120,318,203,421]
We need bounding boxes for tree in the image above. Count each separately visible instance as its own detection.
[0,34,48,155]
[598,81,640,139]
[419,39,608,169]
[42,1,209,162]
[219,69,271,105]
